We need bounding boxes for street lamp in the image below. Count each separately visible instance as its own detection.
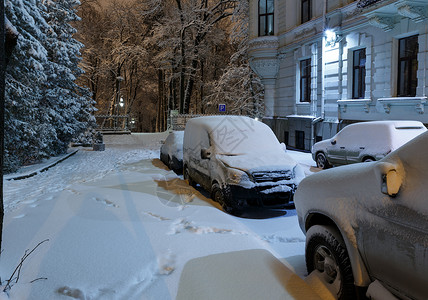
[325,28,340,47]
[114,76,124,130]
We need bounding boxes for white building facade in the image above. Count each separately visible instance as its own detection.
[248,0,428,151]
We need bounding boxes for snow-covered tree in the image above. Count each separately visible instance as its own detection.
[143,0,239,115]
[5,0,51,171]
[4,0,94,172]
[76,0,157,132]
[205,0,264,117]
[41,0,95,155]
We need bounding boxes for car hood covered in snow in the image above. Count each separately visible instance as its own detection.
[217,151,298,173]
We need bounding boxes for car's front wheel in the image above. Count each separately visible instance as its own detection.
[316,153,331,169]
[168,156,174,170]
[183,167,196,188]
[306,225,356,300]
[211,183,237,215]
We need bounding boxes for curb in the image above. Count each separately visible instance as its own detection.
[5,149,79,181]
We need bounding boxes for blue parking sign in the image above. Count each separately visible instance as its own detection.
[219,104,226,112]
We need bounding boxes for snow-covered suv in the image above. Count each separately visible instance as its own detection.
[295,130,428,300]
[160,131,184,172]
[183,116,304,214]
[312,120,426,169]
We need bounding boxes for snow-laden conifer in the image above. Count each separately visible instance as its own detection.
[4,0,94,172]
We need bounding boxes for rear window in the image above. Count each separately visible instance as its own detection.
[396,126,425,130]
[391,126,427,149]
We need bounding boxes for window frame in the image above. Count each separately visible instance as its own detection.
[258,0,274,37]
[397,35,419,97]
[301,0,312,24]
[352,48,366,99]
[300,58,311,103]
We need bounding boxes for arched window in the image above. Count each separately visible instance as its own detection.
[259,0,274,36]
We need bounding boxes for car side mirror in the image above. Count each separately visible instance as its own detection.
[201,148,211,160]
[381,169,402,197]
[331,140,337,145]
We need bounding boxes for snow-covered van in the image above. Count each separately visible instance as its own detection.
[183,116,304,214]
[312,120,427,169]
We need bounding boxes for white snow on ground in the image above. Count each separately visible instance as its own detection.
[1,133,327,300]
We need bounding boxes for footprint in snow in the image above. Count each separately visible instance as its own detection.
[57,286,85,300]
[158,253,176,275]
[168,218,241,236]
[263,235,305,243]
[93,197,118,208]
[143,211,170,221]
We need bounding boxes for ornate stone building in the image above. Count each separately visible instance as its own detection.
[248,0,428,151]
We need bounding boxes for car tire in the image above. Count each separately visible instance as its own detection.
[168,156,174,170]
[183,166,196,188]
[211,183,237,215]
[306,225,356,300]
[316,152,331,169]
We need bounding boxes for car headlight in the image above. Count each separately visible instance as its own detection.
[227,168,249,185]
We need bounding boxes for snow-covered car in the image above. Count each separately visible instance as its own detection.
[160,131,184,172]
[312,120,426,169]
[295,131,428,300]
[183,116,304,214]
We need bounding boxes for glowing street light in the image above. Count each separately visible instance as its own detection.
[325,29,338,47]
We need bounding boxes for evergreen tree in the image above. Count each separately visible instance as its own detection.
[40,0,94,155]
[5,0,52,171]
[4,0,94,172]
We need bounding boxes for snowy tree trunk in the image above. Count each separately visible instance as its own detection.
[0,0,16,259]
[0,0,5,256]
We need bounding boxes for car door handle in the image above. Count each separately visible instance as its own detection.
[340,147,345,149]
[360,147,365,149]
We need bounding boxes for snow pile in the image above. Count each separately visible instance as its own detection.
[366,280,399,300]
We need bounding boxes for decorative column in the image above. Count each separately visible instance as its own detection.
[248,36,280,117]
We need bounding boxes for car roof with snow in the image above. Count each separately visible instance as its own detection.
[346,120,425,129]
[185,116,282,154]
[186,115,263,130]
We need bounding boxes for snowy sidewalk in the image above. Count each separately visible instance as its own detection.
[4,149,79,181]
[2,133,324,300]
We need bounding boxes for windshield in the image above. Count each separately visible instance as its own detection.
[210,122,282,155]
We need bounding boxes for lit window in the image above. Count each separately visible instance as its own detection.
[259,0,274,36]
[352,49,366,99]
[300,59,311,102]
[301,0,311,24]
[398,35,418,97]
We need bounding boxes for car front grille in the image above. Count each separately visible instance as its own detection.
[252,171,293,183]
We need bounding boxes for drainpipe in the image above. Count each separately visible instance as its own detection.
[424,22,427,97]
[311,0,328,147]
[321,0,327,120]
[311,117,323,148]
